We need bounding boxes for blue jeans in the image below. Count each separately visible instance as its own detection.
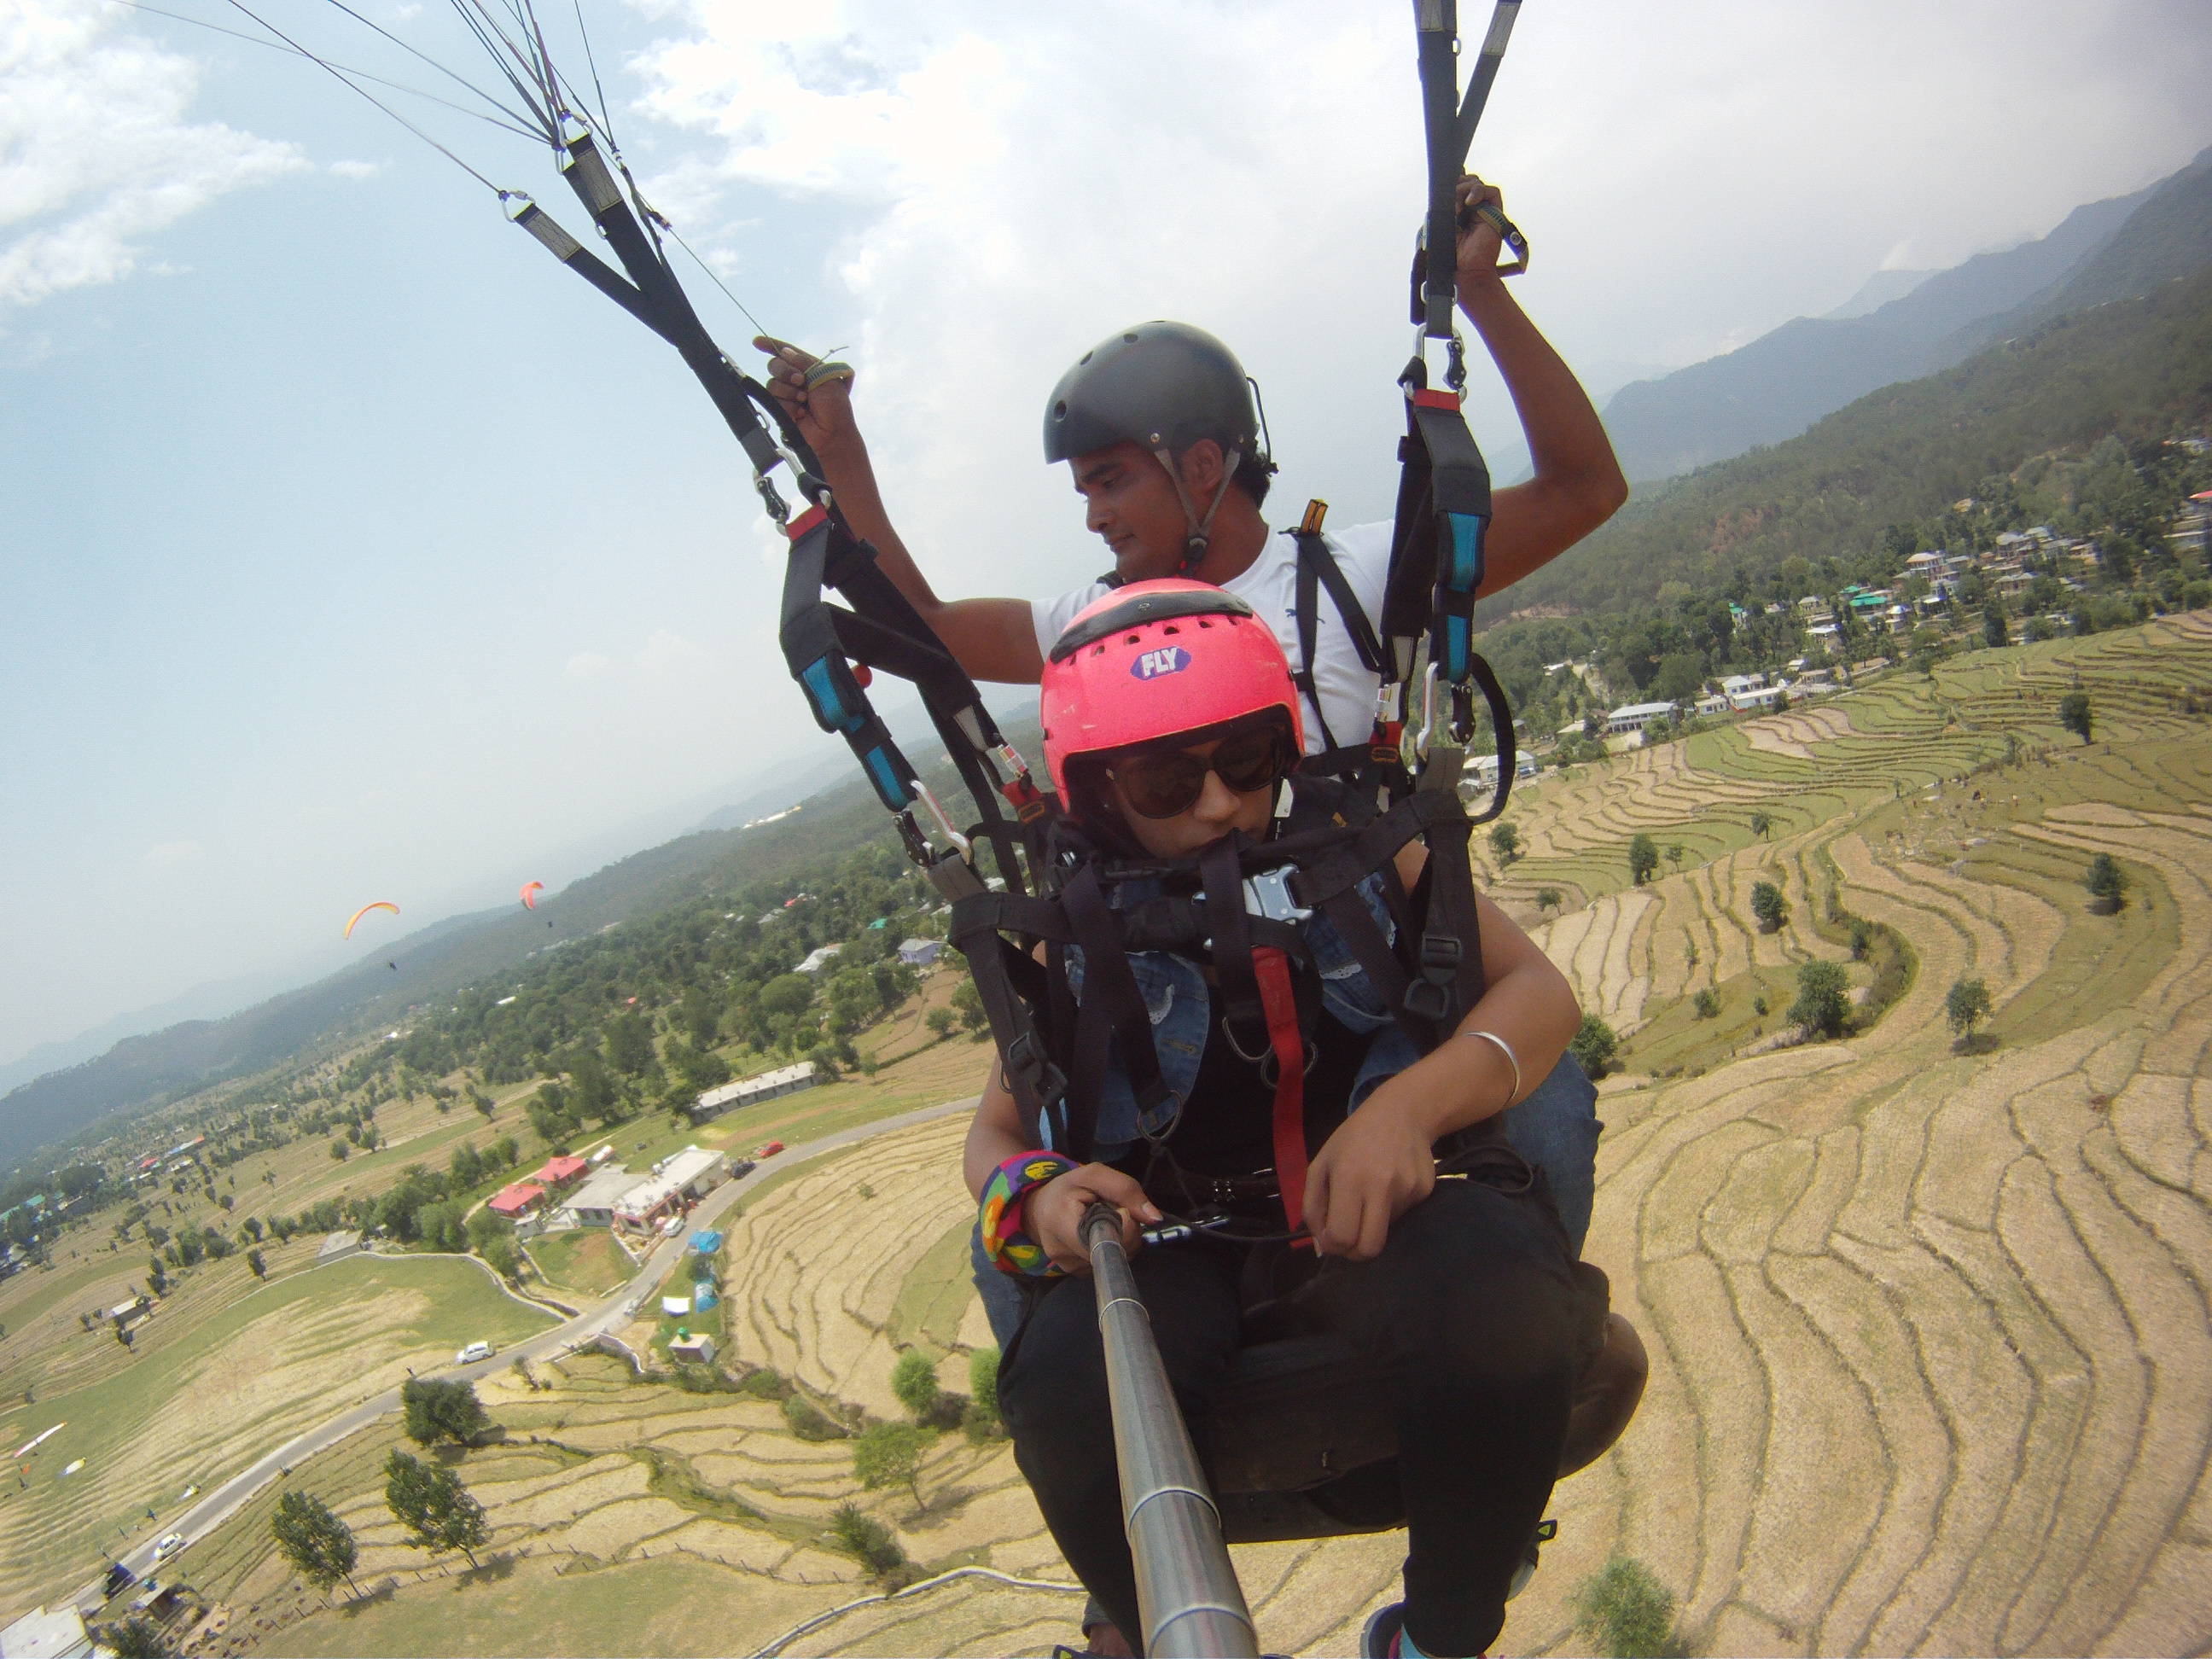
[968,1051,1603,1350]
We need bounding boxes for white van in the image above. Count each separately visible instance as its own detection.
[455,1341,495,1365]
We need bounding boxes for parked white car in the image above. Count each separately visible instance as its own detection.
[151,1533,186,1563]
[455,1341,495,1365]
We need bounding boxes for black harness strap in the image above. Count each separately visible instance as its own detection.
[1061,864,1178,1133]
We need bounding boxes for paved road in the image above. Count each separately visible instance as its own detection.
[72,1094,979,1615]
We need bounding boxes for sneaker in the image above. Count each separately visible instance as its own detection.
[1359,1603,1407,1659]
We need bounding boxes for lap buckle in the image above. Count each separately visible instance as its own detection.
[1404,930,1462,1023]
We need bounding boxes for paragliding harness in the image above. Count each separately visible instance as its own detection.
[428,0,1636,1555]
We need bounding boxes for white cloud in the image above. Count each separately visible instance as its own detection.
[328,159,382,180]
[629,0,2212,572]
[563,649,617,682]
[142,839,198,868]
[0,0,306,310]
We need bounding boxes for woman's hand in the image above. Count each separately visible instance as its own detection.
[1023,1163,1160,1274]
[1302,1086,1438,1260]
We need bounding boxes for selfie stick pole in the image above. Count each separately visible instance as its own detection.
[1081,1202,1259,1658]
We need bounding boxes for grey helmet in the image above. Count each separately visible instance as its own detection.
[1043,322,1271,565]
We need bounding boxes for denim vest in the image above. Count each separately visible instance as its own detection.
[1063,872,1419,1159]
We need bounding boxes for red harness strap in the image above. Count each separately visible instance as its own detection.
[1252,946,1308,1237]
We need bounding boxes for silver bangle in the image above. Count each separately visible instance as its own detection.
[1457,1028,1522,1103]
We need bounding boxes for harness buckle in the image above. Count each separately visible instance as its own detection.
[1005,1032,1068,1114]
[1404,930,1463,1024]
[1242,868,1313,926]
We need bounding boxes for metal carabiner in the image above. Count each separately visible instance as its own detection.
[909,778,973,863]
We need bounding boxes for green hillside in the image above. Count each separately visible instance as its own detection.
[1501,261,2212,621]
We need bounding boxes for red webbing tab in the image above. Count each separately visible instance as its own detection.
[1254,946,1307,1237]
[1411,387,1462,410]
[784,504,829,540]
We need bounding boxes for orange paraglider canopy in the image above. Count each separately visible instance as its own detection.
[344,901,399,940]
[521,881,545,910]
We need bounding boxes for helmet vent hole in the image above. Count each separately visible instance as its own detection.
[1161,624,1179,635]
[1091,644,1105,656]
[1197,618,1213,628]
[1123,633,1140,645]
[1123,332,1138,342]
[1079,352,1093,365]
[1052,399,1068,421]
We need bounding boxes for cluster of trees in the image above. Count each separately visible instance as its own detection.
[269,1381,498,1601]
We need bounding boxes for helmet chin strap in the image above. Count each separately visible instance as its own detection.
[1154,445,1243,573]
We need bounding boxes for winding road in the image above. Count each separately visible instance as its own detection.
[73,1094,978,1616]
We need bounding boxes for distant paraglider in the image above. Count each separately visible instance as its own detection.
[344,901,399,940]
[521,881,544,910]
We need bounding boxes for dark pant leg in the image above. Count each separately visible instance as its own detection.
[1309,1180,1584,1658]
[998,1242,1245,1656]
[1499,1051,1603,1254]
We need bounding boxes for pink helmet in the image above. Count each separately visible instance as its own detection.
[1039,579,1303,798]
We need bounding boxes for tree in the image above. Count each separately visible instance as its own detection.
[1749,882,1790,932]
[1487,821,1522,864]
[967,1348,1001,1433]
[890,1351,940,1420]
[383,1450,489,1567]
[1536,888,1562,914]
[1692,988,1720,1019]
[1789,960,1852,1039]
[103,1619,170,1658]
[2084,853,2131,908]
[1664,842,1685,872]
[603,1010,655,1076]
[1982,601,2009,648]
[924,1007,956,1041]
[329,1139,349,1162]
[1627,834,1659,886]
[1749,811,1774,841]
[1568,1015,1619,1080]
[1945,978,1994,1042]
[829,1503,910,1582]
[852,1421,928,1509]
[147,1256,167,1295]
[247,1249,266,1279]
[271,1490,359,1598]
[402,1377,489,1447]
[2058,690,2093,743]
[951,978,987,1034]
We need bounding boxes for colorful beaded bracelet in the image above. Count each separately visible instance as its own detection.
[980,1150,1078,1278]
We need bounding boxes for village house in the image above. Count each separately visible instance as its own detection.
[486,1181,548,1220]
[613,1147,731,1232]
[688,1062,820,1126]
[558,1163,635,1228]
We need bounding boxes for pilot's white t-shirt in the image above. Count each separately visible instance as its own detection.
[1030,521,1395,754]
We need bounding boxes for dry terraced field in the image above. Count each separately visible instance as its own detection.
[176,616,2212,1656]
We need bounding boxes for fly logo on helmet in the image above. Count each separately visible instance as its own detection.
[1131,647,1191,680]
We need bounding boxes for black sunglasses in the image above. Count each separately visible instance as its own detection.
[1109,727,1293,820]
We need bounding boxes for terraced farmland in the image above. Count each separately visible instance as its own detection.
[200,615,2212,1657]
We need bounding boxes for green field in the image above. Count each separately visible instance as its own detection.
[527,1231,636,1300]
[0,1254,556,1616]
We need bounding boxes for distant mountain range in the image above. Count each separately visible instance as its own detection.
[1602,145,2212,481]
[0,701,1045,1178]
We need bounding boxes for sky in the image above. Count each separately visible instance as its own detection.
[3,0,2209,1074]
